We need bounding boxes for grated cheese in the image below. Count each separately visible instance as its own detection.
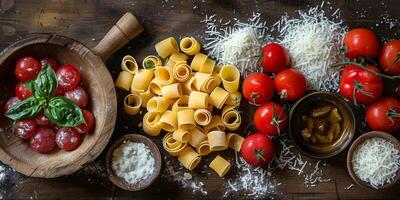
[352,137,400,189]
[274,3,347,91]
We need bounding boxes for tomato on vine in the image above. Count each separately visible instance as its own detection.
[241,133,275,167]
[343,28,380,59]
[379,40,400,76]
[261,43,290,73]
[253,102,287,136]
[242,72,275,105]
[366,97,400,133]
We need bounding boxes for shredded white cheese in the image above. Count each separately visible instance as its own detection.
[112,141,155,185]
[352,137,400,189]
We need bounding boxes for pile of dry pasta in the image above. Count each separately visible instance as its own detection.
[114,36,244,177]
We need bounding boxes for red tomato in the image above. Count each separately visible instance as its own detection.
[53,84,64,96]
[379,40,400,76]
[64,86,89,108]
[3,97,20,113]
[35,113,50,126]
[75,110,95,133]
[30,127,57,153]
[40,57,58,71]
[253,102,287,136]
[15,56,41,82]
[366,97,400,133]
[344,28,380,59]
[242,72,275,105]
[15,82,32,100]
[56,127,81,151]
[274,68,307,101]
[261,43,290,73]
[14,119,37,139]
[339,65,383,105]
[241,133,275,167]
[56,64,81,91]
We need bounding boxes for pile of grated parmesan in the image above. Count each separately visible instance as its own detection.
[352,137,400,189]
[112,141,155,185]
[274,3,347,91]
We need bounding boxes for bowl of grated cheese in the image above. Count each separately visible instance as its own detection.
[105,134,162,191]
[347,131,400,190]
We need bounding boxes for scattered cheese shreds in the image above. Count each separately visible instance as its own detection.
[275,4,347,91]
[352,137,400,189]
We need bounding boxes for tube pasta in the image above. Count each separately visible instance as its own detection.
[180,37,201,55]
[225,91,242,107]
[139,89,153,108]
[177,109,196,130]
[207,131,228,151]
[191,53,208,72]
[155,66,175,85]
[115,71,133,91]
[178,146,201,170]
[182,75,196,95]
[220,65,240,92]
[189,127,207,148]
[209,87,229,109]
[172,95,189,112]
[199,58,215,74]
[173,62,192,82]
[149,78,164,96]
[194,109,212,126]
[166,52,189,67]
[163,133,187,156]
[123,94,142,115]
[188,91,208,109]
[147,97,169,113]
[131,69,154,93]
[209,155,231,177]
[143,55,162,69]
[159,110,178,132]
[204,116,225,133]
[221,109,241,131]
[155,37,179,58]
[193,73,221,93]
[143,112,161,136]
[196,140,211,156]
[121,55,139,74]
[173,128,190,143]
[161,83,182,99]
[226,133,244,152]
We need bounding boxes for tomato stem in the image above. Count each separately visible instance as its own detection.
[279,89,288,100]
[387,108,400,118]
[390,52,400,69]
[331,61,400,80]
[254,149,266,164]
[352,80,374,106]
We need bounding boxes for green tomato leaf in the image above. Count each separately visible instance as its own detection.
[44,96,84,127]
[4,96,42,120]
[33,65,57,98]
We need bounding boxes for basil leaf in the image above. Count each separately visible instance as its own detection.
[44,96,84,127]
[33,65,57,98]
[4,96,42,120]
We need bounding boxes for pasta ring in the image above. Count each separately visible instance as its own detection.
[178,146,201,170]
[188,127,207,148]
[123,94,142,115]
[209,155,231,177]
[159,110,178,132]
[207,130,228,151]
[143,112,161,136]
[226,133,244,152]
[172,95,189,112]
[121,55,139,74]
[155,66,175,85]
[194,109,212,126]
[180,37,201,55]
[115,71,134,91]
[155,37,180,58]
[219,65,240,92]
[173,61,192,82]
[196,140,211,156]
[173,128,191,143]
[143,55,162,69]
[163,133,187,157]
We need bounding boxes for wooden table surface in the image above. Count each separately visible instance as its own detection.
[0,0,399,199]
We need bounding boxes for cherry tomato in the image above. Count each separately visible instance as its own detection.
[3,97,20,113]
[30,127,57,153]
[15,56,41,82]
[242,72,275,105]
[64,86,88,108]
[261,43,290,73]
[274,68,307,101]
[75,110,95,133]
[40,57,58,71]
[379,40,400,76]
[56,64,81,91]
[241,133,275,167]
[15,82,32,100]
[35,113,50,126]
[366,97,400,133]
[14,119,37,139]
[339,65,383,105]
[56,127,81,151]
[253,102,287,136]
[343,28,380,59]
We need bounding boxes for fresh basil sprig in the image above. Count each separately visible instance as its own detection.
[4,65,84,127]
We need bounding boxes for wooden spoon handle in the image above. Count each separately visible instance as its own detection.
[92,12,144,61]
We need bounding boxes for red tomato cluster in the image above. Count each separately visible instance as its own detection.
[340,28,400,134]
[241,43,308,167]
[3,56,95,153]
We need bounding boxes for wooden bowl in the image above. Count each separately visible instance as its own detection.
[347,131,400,190]
[105,134,162,191]
[288,91,356,159]
[0,13,143,178]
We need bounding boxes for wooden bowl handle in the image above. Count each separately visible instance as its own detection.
[92,12,143,61]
